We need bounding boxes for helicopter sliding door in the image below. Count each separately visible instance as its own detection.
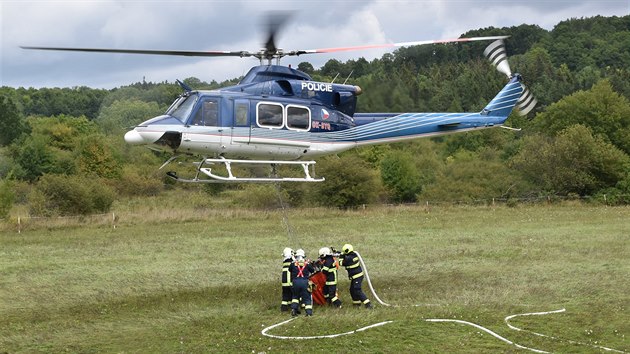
[231,99,251,145]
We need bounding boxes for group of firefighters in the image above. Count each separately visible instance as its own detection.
[281,244,372,316]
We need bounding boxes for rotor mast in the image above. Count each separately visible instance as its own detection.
[256,49,285,65]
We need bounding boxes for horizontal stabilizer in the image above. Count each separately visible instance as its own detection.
[438,122,462,130]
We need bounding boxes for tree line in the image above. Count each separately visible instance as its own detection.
[1,15,629,216]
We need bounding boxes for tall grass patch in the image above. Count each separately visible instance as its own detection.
[1,204,628,352]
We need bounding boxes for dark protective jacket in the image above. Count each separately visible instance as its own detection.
[320,255,338,285]
[340,251,363,280]
[289,259,315,280]
[281,257,293,287]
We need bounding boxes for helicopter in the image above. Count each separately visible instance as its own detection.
[22,15,536,183]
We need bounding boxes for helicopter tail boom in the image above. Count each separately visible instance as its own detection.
[307,78,522,153]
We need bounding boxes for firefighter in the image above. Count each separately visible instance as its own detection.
[280,247,294,312]
[289,249,315,316]
[339,244,372,309]
[318,247,342,308]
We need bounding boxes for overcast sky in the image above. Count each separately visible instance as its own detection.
[1,0,628,89]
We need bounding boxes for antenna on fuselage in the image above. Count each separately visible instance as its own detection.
[331,73,339,84]
[176,79,192,92]
[343,70,354,85]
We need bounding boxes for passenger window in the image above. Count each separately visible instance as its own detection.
[257,102,283,128]
[286,105,310,131]
[235,103,249,127]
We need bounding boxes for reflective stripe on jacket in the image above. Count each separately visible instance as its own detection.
[281,258,292,286]
[340,252,363,280]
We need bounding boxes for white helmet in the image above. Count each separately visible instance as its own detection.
[319,247,331,258]
[295,249,305,259]
[282,247,293,259]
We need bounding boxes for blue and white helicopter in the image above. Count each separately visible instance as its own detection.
[23,19,535,183]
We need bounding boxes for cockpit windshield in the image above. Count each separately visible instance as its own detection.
[166,93,198,123]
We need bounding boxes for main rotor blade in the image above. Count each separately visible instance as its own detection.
[20,46,253,57]
[287,35,509,56]
[263,11,293,55]
[22,35,509,60]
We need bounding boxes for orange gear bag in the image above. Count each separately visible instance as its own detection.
[309,272,327,305]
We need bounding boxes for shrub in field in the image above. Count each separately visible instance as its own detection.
[309,154,381,208]
[116,166,163,197]
[275,182,310,207]
[511,125,630,195]
[90,182,117,213]
[380,150,422,203]
[27,188,51,217]
[10,135,57,182]
[0,153,16,179]
[75,135,122,179]
[9,179,31,204]
[0,178,14,218]
[596,170,630,205]
[31,174,116,216]
[420,149,532,202]
[28,115,99,150]
[232,184,285,209]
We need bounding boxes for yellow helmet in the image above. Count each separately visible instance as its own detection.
[342,244,353,254]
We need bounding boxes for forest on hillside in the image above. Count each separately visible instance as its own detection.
[1,15,629,216]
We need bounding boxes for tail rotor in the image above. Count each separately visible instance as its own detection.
[484,39,537,116]
[516,85,537,116]
[483,39,512,77]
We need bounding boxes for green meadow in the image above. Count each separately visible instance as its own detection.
[1,202,628,353]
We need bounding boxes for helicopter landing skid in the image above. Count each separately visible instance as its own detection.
[165,157,325,183]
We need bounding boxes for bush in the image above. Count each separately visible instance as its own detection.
[380,150,422,203]
[27,188,50,217]
[75,135,122,179]
[232,184,285,209]
[309,154,381,209]
[0,153,16,179]
[0,179,15,218]
[116,166,163,197]
[420,149,532,202]
[31,174,116,216]
[510,125,630,195]
[9,135,56,182]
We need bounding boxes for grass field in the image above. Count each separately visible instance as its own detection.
[1,203,628,353]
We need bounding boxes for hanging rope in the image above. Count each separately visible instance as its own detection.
[274,181,296,246]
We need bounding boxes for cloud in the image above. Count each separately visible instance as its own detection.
[1,0,628,88]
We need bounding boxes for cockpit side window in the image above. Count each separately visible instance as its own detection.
[190,98,219,126]
[168,94,198,123]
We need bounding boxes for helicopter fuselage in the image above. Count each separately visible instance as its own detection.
[124,64,522,161]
